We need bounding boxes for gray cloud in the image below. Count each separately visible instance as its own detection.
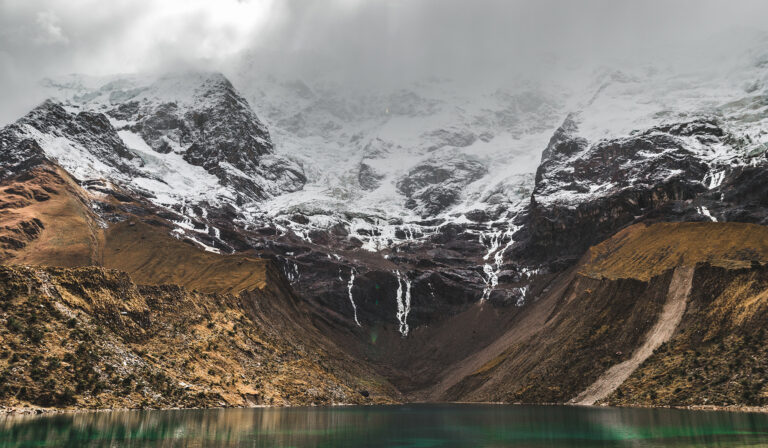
[2,0,768,124]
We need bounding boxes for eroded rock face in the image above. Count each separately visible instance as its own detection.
[114,74,305,202]
[397,155,487,216]
[712,165,768,224]
[9,101,138,177]
[0,134,48,181]
[520,116,736,263]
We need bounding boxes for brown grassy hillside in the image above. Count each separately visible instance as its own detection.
[102,221,267,294]
[0,266,398,410]
[580,222,768,280]
[442,270,672,403]
[0,164,269,295]
[0,165,400,411]
[606,263,768,408]
[0,166,101,267]
[441,222,768,407]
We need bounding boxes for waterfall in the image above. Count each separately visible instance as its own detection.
[480,225,519,301]
[347,268,361,326]
[284,261,299,283]
[705,170,726,189]
[394,270,412,336]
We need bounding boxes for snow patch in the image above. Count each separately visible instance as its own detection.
[698,206,717,222]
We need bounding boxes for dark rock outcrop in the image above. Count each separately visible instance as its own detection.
[398,155,487,216]
[521,116,731,264]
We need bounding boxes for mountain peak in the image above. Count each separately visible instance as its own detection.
[12,72,306,213]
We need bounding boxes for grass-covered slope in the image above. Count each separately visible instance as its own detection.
[0,166,101,267]
[0,163,271,296]
[442,222,768,408]
[0,165,399,411]
[0,265,398,410]
[580,222,768,280]
[605,263,768,408]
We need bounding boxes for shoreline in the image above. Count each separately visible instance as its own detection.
[5,401,768,417]
[0,402,372,417]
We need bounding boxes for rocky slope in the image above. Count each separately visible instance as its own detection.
[437,222,768,405]
[0,157,399,410]
[0,265,397,410]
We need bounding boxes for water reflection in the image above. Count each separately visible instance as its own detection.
[2,404,768,447]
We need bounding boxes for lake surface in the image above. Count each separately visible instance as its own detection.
[2,404,768,447]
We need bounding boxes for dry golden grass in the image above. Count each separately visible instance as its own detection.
[580,222,768,281]
[0,165,267,294]
[0,165,400,411]
[606,264,768,408]
[0,266,395,410]
[102,221,267,294]
[0,167,101,267]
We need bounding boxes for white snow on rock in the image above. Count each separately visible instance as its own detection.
[117,130,228,206]
[10,33,766,255]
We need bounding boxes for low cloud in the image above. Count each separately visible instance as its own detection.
[34,11,69,45]
[1,0,768,124]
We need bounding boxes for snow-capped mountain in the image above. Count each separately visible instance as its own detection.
[518,41,768,264]
[38,72,305,208]
[233,73,565,240]
[0,34,767,343]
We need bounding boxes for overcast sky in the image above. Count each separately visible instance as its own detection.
[2,0,768,124]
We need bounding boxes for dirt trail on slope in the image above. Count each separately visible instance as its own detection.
[571,266,694,405]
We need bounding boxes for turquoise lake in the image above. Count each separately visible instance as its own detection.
[2,404,768,447]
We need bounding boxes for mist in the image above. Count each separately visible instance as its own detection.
[2,0,768,124]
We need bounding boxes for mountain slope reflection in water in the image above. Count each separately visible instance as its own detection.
[2,404,768,447]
